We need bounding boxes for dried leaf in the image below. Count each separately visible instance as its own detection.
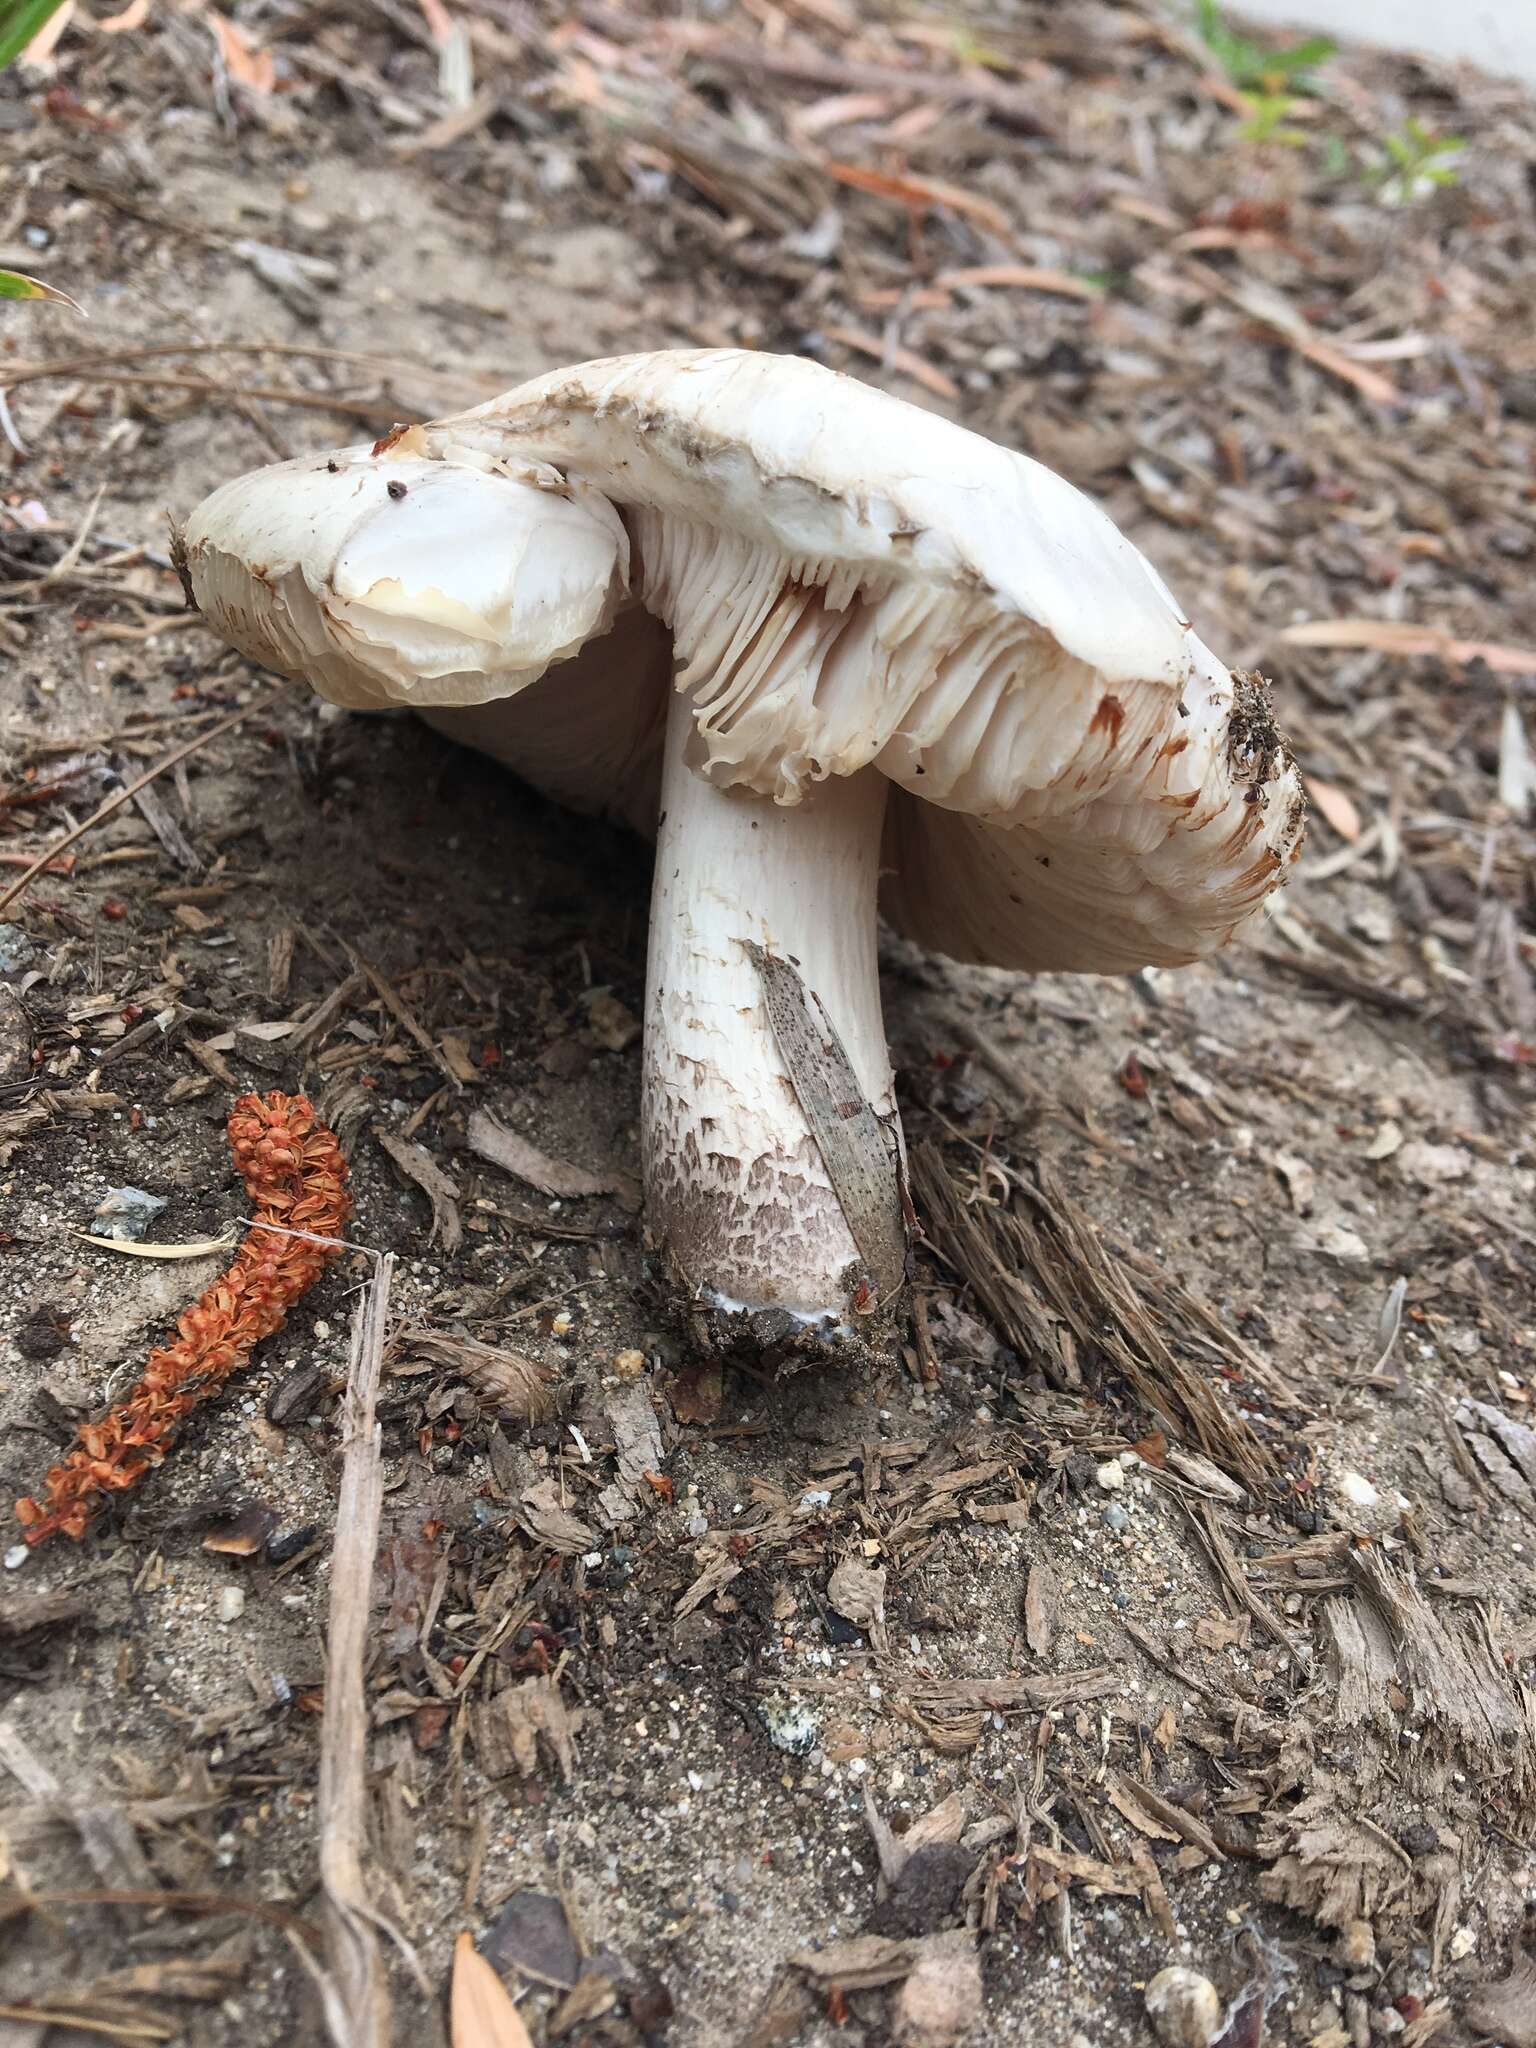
[935,263,1099,300]
[451,1932,534,2048]
[828,1554,886,1629]
[466,1109,639,1209]
[397,1329,561,1425]
[477,1675,584,1784]
[206,7,274,92]
[1303,777,1361,843]
[1271,1150,1316,1215]
[823,160,1008,235]
[789,1934,921,1990]
[516,1478,597,1556]
[73,1227,235,1259]
[375,1128,462,1253]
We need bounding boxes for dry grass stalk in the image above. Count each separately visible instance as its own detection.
[911,1142,1280,1492]
[301,1251,397,2048]
[0,686,295,917]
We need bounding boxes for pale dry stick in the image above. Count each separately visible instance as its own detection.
[292,1253,429,2047]
[0,339,503,405]
[15,368,409,428]
[0,683,296,916]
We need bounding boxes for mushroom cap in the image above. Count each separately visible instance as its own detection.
[181,349,1305,974]
[180,430,629,711]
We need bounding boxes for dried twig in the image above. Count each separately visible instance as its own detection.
[302,1253,398,2047]
[0,687,296,917]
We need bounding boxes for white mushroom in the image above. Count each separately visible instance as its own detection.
[180,349,1305,1329]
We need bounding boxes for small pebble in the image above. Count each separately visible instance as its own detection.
[1103,1503,1130,1533]
[1095,1461,1125,1492]
[1340,1919,1376,1970]
[266,1523,319,1564]
[90,1186,167,1243]
[0,923,38,973]
[1339,1469,1379,1509]
[1145,1966,1223,2048]
[1448,1925,1477,1962]
[758,1698,819,1756]
[4,1544,28,1571]
[217,1586,246,1623]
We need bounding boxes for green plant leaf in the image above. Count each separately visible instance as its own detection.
[1194,0,1334,93]
[0,267,83,311]
[0,0,69,69]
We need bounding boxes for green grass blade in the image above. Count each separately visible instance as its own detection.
[0,267,83,312]
[0,0,69,69]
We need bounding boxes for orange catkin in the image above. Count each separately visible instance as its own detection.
[15,1091,351,1545]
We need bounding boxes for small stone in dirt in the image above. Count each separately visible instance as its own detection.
[0,923,37,973]
[1103,1503,1130,1532]
[4,1545,28,1572]
[1339,1919,1376,1969]
[758,1697,819,1756]
[1400,1822,1439,1857]
[266,1523,320,1564]
[89,1186,167,1243]
[1145,1965,1224,2048]
[892,1931,982,2048]
[1095,1460,1125,1492]
[482,1886,581,1989]
[15,1305,71,1364]
[217,1585,246,1623]
[1064,1453,1098,1494]
[1338,1470,1379,1510]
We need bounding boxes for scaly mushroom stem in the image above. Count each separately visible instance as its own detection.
[643,682,895,1320]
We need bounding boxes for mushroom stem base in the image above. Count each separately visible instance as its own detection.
[643,686,896,1322]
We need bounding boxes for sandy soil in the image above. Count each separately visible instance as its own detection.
[1,6,1534,2048]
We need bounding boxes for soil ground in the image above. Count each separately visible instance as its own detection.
[0,5,1534,2048]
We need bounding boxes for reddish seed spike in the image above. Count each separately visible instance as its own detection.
[14,1092,351,1546]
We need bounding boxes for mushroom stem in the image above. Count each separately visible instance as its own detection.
[643,682,895,1320]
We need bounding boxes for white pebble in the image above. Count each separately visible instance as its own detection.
[1096,1461,1126,1492]
[1340,1470,1379,1509]
[217,1586,246,1623]
[1145,1966,1223,2048]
